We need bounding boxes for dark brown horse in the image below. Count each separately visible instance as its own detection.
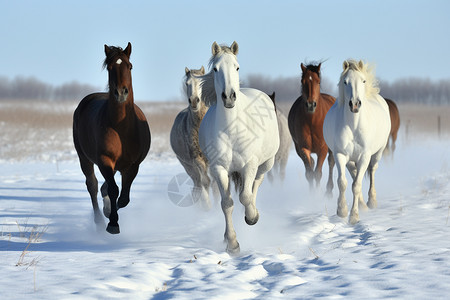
[384,97,401,154]
[288,63,335,194]
[73,43,151,234]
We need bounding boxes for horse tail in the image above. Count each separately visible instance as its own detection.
[230,171,242,193]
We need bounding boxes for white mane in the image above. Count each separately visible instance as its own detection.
[338,59,382,106]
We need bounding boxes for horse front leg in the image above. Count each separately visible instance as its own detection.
[211,165,239,254]
[314,147,328,188]
[335,153,348,218]
[78,156,104,227]
[349,155,371,225]
[346,161,368,212]
[118,163,140,209]
[239,161,260,226]
[297,145,315,189]
[98,157,120,234]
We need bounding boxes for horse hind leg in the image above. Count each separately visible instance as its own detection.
[325,150,335,197]
[367,154,382,209]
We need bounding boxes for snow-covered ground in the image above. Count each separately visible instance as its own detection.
[1,126,450,298]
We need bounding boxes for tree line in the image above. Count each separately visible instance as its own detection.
[244,75,450,105]
[0,76,99,101]
[0,75,449,104]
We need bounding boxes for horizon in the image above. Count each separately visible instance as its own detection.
[2,0,449,102]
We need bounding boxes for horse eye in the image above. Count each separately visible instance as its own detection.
[363,80,366,83]
[213,67,218,72]
[236,67,240,71]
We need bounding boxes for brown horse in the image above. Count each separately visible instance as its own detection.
[73,43,151,234]
[288,63,335,194]
[384,97,401,155]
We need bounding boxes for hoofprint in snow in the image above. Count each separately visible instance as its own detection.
[1,137,450,299]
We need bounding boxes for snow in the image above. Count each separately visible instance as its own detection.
[1,136,450,299]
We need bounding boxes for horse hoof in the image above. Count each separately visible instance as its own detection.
[117,197,130,209]
[226,243,240,255]
[349,215,359,225]
[106,224,120,234]
[245,211,259,226]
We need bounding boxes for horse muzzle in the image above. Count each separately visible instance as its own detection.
[305,101,317,113]
[222,91,236,109]
[114,87,129,103]
[349,100,361,113]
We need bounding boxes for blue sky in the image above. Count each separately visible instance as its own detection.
[2,0,449,101]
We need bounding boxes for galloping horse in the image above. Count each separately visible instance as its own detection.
[198,42,279,254]
[323,60,390,224]
[267,92,291,183]
[288,63,335,194]
[170,66,212,209]
[73,43,151,234]
[383,98,400,155]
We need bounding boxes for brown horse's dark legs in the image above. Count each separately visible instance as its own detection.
[79,157,104,226]
[297,145,315,189]
[99,164,120,234]
[118,164,139,209]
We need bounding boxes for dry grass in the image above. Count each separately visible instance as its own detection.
[0,100,448,162]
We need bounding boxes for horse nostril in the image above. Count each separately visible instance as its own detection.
[221,92,226,100]
[313,102,317,108]
[188,97,192,104]
[349,101,352,108]
[114,89,119,97]
[124,88,129,95]
[231,91,236,100]
[358,100,362,106]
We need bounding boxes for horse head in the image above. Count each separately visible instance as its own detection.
[301,63,321,114]
[340,60,367,113]
[185,66,205,112]
[210,41,240,109]
[104,42,133,104]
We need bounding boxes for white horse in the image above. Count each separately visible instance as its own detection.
[323,60,391,224]
[170,66,212,209]
[198,41,279,254]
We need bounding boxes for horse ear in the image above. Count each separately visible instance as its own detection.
[212,41,221,55]
[185,67,190,75]
[104,44,111,57]
[358,60,364,70]
[124,42,132,58]
[200,66,205,75]
[301,63,306,73]
[231,41,239,55]
[343,60,349,70]
[317,63,322,73]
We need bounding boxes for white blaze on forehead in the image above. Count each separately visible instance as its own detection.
[309,76,312,81]
[116,58,123,65]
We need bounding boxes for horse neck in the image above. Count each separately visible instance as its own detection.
[107,89,135,126]
[342,101,363,129]
[188,104,207,127]
[214,96,240,125]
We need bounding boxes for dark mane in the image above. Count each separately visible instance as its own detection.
[102,46,124,69]
[302,63,322,79]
